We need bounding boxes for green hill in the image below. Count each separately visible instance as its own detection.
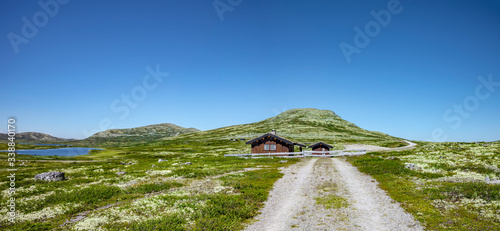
[172,108,395,142]
[142,108,402,155]
[76,123,199,147]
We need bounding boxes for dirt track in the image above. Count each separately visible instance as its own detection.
[344,140,417,152]
[245,157,422,231]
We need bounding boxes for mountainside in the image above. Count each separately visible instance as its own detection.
[79,123,200,146]
[0,132,76,143]
[155,108,401,149]
[68,108,401,149]
[89,123,199,138]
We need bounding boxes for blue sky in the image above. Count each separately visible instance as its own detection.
[1,0,499,142]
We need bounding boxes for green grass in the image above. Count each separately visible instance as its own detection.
[190,169,284,230]
[48,184,122,205]
[125,181,183,194]
[117,214,186,231]
[315,194,349,209]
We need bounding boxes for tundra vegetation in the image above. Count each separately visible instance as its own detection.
[0,109,498,230]
[0,142,299,230]
[348,141,500,230]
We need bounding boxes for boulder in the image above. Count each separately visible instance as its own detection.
[116,171,126,176]
[158,159,167,163]
[181,162,192,165]
[35,172,65,182]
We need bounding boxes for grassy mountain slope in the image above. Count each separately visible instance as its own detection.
[143,108,402,155]
[169,108,396,142]
[75,123,199,147]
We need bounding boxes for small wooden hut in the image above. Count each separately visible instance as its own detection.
[246,130,305,155]
[308,142,334,155]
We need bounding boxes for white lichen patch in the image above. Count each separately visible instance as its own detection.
[105,207,143,223]
[122,175,151,182]
[434,170,487,183]
[73,214,109,231]
[432,198,500,222]
[214,185,233,193]
[63,166,89,174]
[113,180,139,189]
[76,194,202,228]
[18,190,55,203]
[1,185,39,198]
[75,179,104,189]
[132,196,171,211]
[432,199,457,211]
[167,190,191,197]
[401,143,499,178]
[147,170,172,175]
[154,151,177,156]
[112,175,153,189]
[10,203,80,222]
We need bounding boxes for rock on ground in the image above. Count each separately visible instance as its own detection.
[35,171,65,182]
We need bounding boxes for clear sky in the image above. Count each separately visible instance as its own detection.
[1,0,499,142]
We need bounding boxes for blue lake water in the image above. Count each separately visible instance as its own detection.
[1,147,101,156]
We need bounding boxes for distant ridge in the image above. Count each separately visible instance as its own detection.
[89,123,199,138]
[0,132,76,143]
[79,123,200,146]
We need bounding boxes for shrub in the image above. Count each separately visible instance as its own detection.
[45,185,122,206]
[125,214,186,231]
[125,182,182,194]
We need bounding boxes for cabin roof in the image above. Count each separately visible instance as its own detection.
[246,133,306,147]
[308,142,334,149]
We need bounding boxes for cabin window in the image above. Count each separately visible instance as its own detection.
[264,144,269,150]
[270,144,276,150]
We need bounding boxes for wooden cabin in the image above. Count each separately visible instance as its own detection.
[246,130,305,155]
[308,142,334,155]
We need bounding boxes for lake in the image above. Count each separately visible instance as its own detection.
[2,147,101,156]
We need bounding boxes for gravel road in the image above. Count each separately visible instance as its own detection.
[344,140,417,152]
[245,157,423,231]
